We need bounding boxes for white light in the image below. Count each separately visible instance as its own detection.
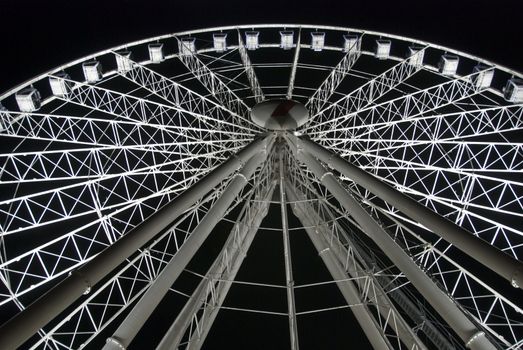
[311,32,325,52]
[343,34,360,53]
[148,43,164,63]
[213,33,227,53]
[245,31,259,50]
[438,54,459,75]
[1,103,9,132]
[115,50,133,72]
[407,45,424,66]
[504,78,523,102]
[16,87,41,112]
[280,31,294,50]
[49,72,72,97]
[375,39,391,60]
[179,37,196,56]
[82,61,102,83]
[472,64,493,89]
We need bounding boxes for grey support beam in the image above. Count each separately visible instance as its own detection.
[298,136,523,289]
[291,140,496,350]
[237,30,265,103]
[0,135,273,350]
[184,181,276,350]
[103,145,271,350]
[156,180,276,350]
[288,181,428,350]
[285,184,390,350]
[279,151,300,350]
[287,29,301,100]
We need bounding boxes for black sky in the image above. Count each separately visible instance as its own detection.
[1,1,522,349]
[0,0,522,95]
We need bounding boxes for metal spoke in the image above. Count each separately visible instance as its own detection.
[306,35,365,117]
[287,28,301,100]
[305,46,427,127]
[113,51,258,130]
[306,69,489,135]
[237,30,265,103]
[55,76,254,139]
[309,104,523,141]
[175,36,251,117]
[0,142,236,183]
[0,147,235,235]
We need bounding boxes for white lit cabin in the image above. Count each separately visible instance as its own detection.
[504,78,523,102]
[82,61,103,83]
[407,45,425,66]
[472,64,494,89]
[375,39,391,60]
[310,32,325,52]
[115,50,133,73]
[343,34,360,53]
[179,37,196,56]
[213,33,227,52]
[49,72,72,97]
[280,31,294,50]
[148,43,164,63]
[245,31,260,50]
[16,87,41,112]
[438,54,459,75]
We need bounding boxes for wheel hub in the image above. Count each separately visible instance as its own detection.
[250,99,309,130]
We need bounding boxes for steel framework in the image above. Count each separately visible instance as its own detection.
[0,24,522,350]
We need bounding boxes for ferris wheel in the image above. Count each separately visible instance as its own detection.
[0,24,522,350]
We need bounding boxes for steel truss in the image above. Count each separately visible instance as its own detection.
[237,31,265,103]
[0,24,522,350]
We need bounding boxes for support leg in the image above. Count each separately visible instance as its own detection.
[285,184,391,350]
[297,136,523,289]
[156,180,276,350]
[292,141,496,350]
[103,147,271,350]
[287,179,428,350]
[279,150,300,350]
[0,135,273,350]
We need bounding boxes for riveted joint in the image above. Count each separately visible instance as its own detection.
[106,337,126,350]
[327,154,336,169]
[71,270,92,295]
[235,172,248,182]
[320,171,333,182]
[83,284,91,295]
[318,247,330,256]
[231,153,245,170]
[511,265,523,288]
[465,331,485,348]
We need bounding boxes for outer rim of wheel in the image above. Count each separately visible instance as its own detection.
[1,23,522,102]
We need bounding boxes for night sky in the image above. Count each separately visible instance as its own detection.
[1,0,522,94]
[1,1,522,349]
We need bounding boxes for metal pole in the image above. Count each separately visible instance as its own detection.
[185,181,276,350]
[0,135,273,350]
[297,136,523,289]
[294,146,497,350]
[287,28,301,100]
[285,184,391,350]
[156,180,276,350]
[288,180,428,350]
[279,150,300,350]
[103,148,270,350]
